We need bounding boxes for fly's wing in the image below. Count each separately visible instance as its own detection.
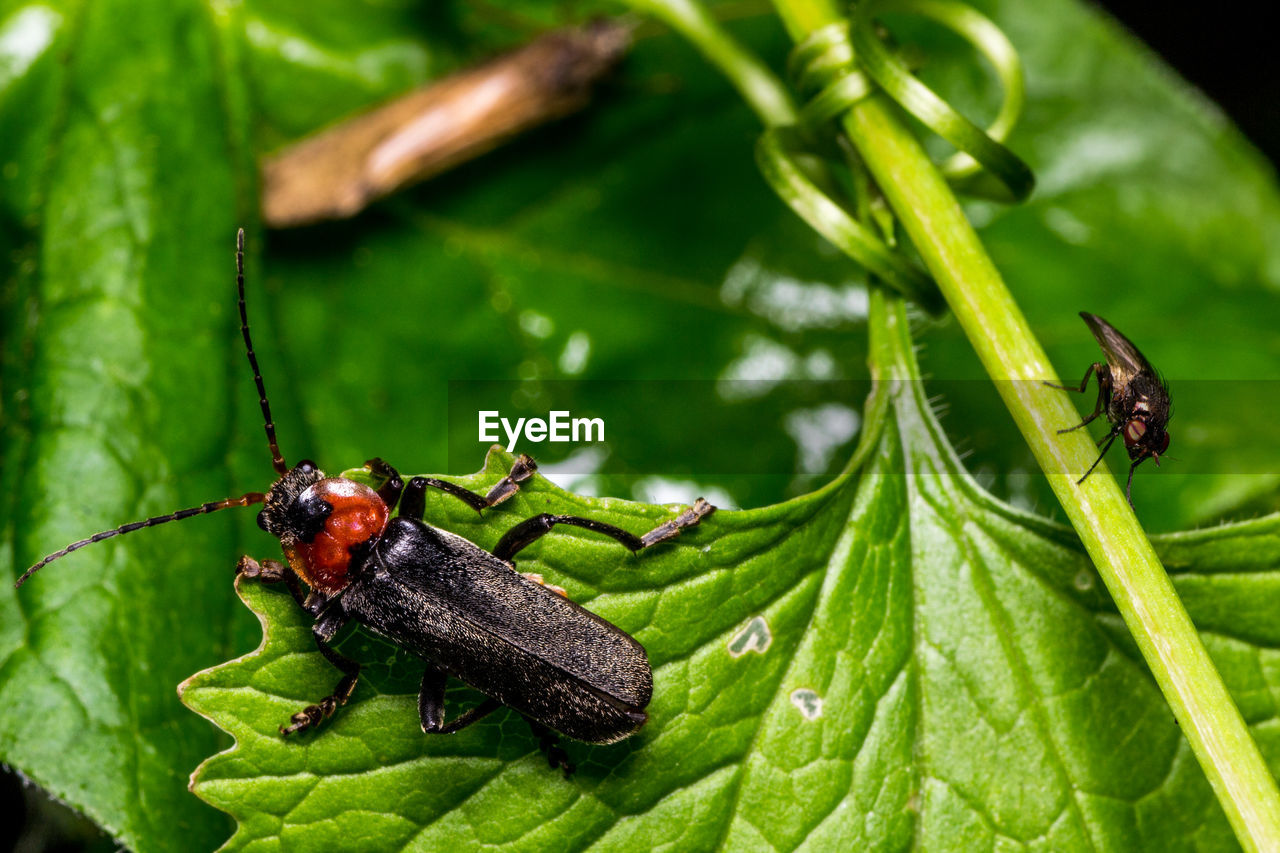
[1080,312,1158,385]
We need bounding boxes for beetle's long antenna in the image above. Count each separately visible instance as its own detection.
[238,229,288,475]
[15,492,266,588]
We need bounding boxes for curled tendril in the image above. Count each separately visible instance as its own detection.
[787,22,873,126]
[754,0,1032,313]
[850,0,1033,201]
[762,21,943,311]
[756,129,943,312]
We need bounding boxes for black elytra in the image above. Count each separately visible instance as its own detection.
[331,493,657,744]
[1046,311,1172,506]
[16,230,715,775]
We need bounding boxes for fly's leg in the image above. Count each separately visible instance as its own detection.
[1124,458,1142,508]
[1045,362,1109,433]
[1045,361,1102,394]
[493,499,715,563]
[417,664,502,734]
[1046,364,1130,493]
[1077,430,1121,488]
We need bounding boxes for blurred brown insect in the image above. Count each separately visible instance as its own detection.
[262,21,631,228]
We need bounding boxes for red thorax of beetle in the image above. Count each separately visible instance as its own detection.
[255,463,389,596]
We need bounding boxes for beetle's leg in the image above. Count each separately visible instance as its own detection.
[637,499,717,547]
[1047,363,1107,433]
[493,499,715,563]
[237,555,331,614]
[1076,430,1120,488]
[402,477,488,516]
[236,556,306,606]
[400,454,538,518]
[496,515,641,561]
[417,666,447,731]
[365,458,405,512]
[417,664,502,734]
[481,454,538,506]
[524,718,575,778]
[281,611,361,736]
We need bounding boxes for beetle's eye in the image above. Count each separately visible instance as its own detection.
[1158,432,1170,454]
[297,459,317,474]
[256,510,269,531]
[1123,420,1147,446]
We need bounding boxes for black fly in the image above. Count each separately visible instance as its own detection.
[1047,312,1171,506]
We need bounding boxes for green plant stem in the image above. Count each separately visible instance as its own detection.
[763,1,1280,848]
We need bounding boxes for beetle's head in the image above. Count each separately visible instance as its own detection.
[256,460,327,539]
[257,462,389,595]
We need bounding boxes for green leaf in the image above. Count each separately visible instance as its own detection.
[4,0,1280,849]
[0,0,251,849]
[181,298,1280,850]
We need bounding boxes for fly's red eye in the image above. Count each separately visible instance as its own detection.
[1158,431,1170,454]
[1123,420,1147,446]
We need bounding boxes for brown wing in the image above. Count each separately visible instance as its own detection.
[1080,312,1158,385]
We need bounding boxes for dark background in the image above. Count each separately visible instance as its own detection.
[3,3,1275,851]
[1104,2,1280,163]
